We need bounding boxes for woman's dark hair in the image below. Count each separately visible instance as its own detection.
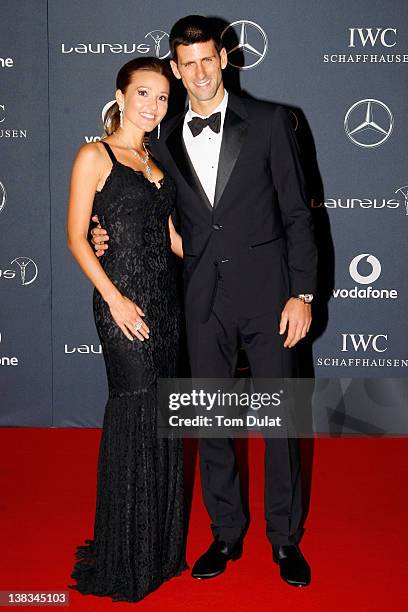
[169,15,222,61]
[103,57,172,135]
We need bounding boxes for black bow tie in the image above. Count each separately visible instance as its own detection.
[187,112,222,137]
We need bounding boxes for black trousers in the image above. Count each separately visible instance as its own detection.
[187,274,304,548]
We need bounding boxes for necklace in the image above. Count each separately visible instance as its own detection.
[115,134,153,181]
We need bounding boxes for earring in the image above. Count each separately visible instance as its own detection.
[157,122,161,140]
[119,106,124,128]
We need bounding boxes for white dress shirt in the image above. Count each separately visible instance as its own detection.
[182,90,229,205]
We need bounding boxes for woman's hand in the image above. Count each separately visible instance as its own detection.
[107,293,150,342]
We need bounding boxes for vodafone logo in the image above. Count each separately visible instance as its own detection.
[0,57,14,69]
[0,331,19,367]
[349,254,381,285]
[333,253,397,300]
[101,99,116,124]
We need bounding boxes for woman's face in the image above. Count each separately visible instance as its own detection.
[116,70,169,132]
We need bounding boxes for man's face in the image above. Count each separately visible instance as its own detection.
[170,40,227,106]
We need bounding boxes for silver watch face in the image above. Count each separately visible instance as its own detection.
[299,294,314,303]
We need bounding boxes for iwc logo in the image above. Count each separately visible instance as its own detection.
[0,105,28,139]
[316,332,407,369]
[323,26,408,63]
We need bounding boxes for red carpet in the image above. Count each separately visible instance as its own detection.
[1,429,407,611]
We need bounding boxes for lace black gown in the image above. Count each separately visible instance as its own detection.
[68,141,186,602]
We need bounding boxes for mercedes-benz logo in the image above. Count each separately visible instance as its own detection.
[10,257,38,286]
[349,254,381,285]
[344,99,393,148]
[145,30,170,59]
[222,20,268,70]
[0,181,6,214]
[395,185,408,215]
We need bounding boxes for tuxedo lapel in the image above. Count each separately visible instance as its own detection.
[213,102,248,209]
[165,93,249,212]
[165,114,213,212]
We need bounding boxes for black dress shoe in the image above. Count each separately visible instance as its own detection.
[272,544,311,587]
[191,539,243,579]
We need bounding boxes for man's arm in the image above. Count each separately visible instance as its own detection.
[269,105,317,294]
[269,106,318,347]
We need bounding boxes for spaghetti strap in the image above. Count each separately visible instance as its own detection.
[101,141,117,164]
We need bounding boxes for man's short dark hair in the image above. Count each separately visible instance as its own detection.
[169,15,223,61]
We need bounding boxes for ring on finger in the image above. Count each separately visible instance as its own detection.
[133,320,142,332]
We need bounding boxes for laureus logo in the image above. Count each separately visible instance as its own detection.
[65,344,102,354]
[222,20,268,70]
[61,29,170,57]
[311,184,408,215]
[395,185,408,215]
[10,257,38,286]
[144,30,170,59]
[344,99,393,148]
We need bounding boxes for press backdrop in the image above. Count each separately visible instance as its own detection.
[1,0,407,428]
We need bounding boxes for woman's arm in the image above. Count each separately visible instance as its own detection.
[168,215,183,258]
[67,145,119,304]
[67,144,149,342]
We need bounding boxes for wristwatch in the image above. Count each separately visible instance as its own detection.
[293,294,314,304]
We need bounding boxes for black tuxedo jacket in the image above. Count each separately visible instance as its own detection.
[150,92,317,326]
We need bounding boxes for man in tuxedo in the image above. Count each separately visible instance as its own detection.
[92,15,317,587]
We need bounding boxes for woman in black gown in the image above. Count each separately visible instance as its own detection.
[66,57,186,602]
